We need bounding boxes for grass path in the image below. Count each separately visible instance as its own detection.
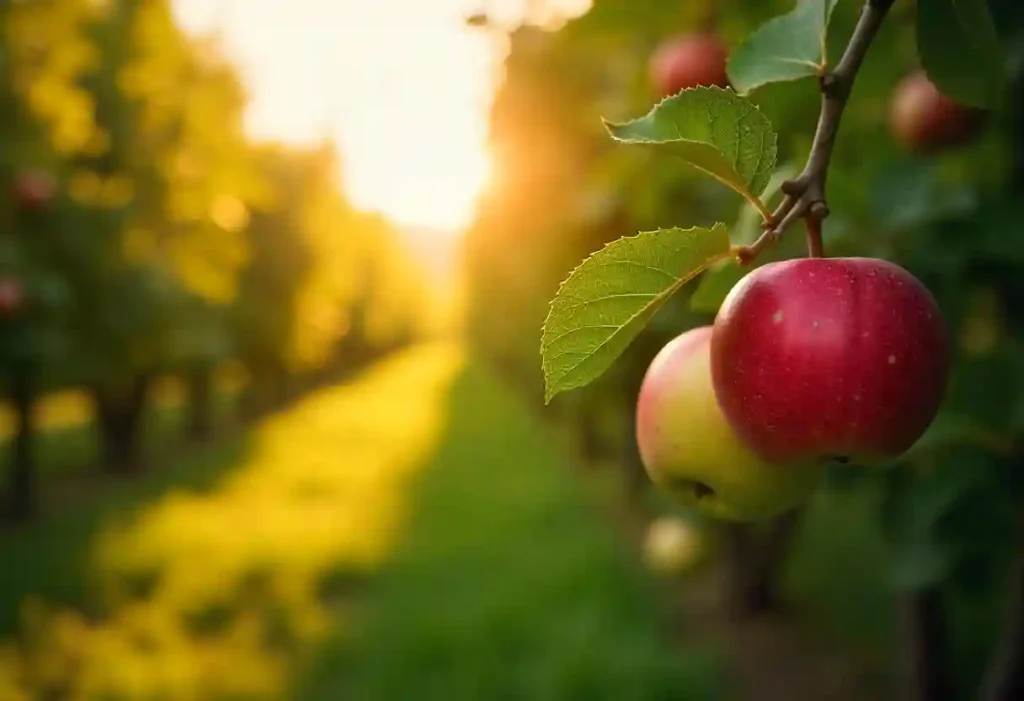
[0,343,725,700]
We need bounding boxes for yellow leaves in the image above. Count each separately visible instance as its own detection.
[122,226,159,265]
[0,390,93,441]
[209,195,249,233]
[104,175,135,208]
[172,151,202,180]
[81,129,111,157]
[69,171,135,209]
[166,229,248,304]
[68,171,102,205]
[6,0,101,156]
[24,80,98,155]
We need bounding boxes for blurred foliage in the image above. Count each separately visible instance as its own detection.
[0,344,461,699]
[0,0,434,483]
[460,0,1024,694]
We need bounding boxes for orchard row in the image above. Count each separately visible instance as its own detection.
[0,0,431,522]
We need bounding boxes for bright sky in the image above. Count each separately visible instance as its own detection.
[171,0,591,236]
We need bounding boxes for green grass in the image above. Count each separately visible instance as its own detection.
[298,355,726,701]
[0,343,726,700]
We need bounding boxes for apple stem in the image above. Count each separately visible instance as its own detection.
[737,0,895,265]
[804,215,824,258]
[979,553,1024,701]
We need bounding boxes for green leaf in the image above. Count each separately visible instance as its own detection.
[871,159,977,232]
[727,0,839,94]
[541,224,732,403]
[916,0,1006,108]
[604,87,777,211]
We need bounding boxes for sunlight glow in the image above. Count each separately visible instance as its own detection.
[171,0,590,236]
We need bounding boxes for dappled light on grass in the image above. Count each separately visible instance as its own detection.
[0,366,248,442]
[0,343,465,700]
[0,391,93,441]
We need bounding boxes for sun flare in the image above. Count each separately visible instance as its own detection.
[172,0,592,237]
[169,0,495,235]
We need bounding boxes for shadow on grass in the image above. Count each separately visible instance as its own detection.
[0,431,255,636]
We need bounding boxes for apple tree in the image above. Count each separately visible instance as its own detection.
[229,142,430,417]
[465,0,1024,697]
[536,1,1024,699]
[53,0,264,474]
[0,0,96,519]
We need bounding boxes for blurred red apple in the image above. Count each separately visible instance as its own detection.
[710,258,949,467]
[636,326,823,522]
[0,277,25,318]
[889,70,982,153]
[14,169,56,210]
[649,33,730,97]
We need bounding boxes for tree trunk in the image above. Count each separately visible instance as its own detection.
[239,357,272,421]
[186,366,214,441]
[271,360,290,407]
[901,586,951,701]
[724,509,803,617]
[94,374,151,475]
[4,364,37,523]
[238,376,261,422]
[980,554,1024,701]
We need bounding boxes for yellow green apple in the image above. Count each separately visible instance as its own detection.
[636,326,823,521]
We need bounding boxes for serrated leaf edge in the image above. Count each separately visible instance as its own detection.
[601,86,776,218]
[540,224,732,403]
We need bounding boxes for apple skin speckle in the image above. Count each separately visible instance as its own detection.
[710,257,949,467]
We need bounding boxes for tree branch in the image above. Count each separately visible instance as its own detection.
[738,0,895,261]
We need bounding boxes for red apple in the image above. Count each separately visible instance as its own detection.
[14,169,56,210]
[637,326,824,522]
[889,70,982,153]
[0,277,25,318]
[710,258,949,467]
[650,33,730,97]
